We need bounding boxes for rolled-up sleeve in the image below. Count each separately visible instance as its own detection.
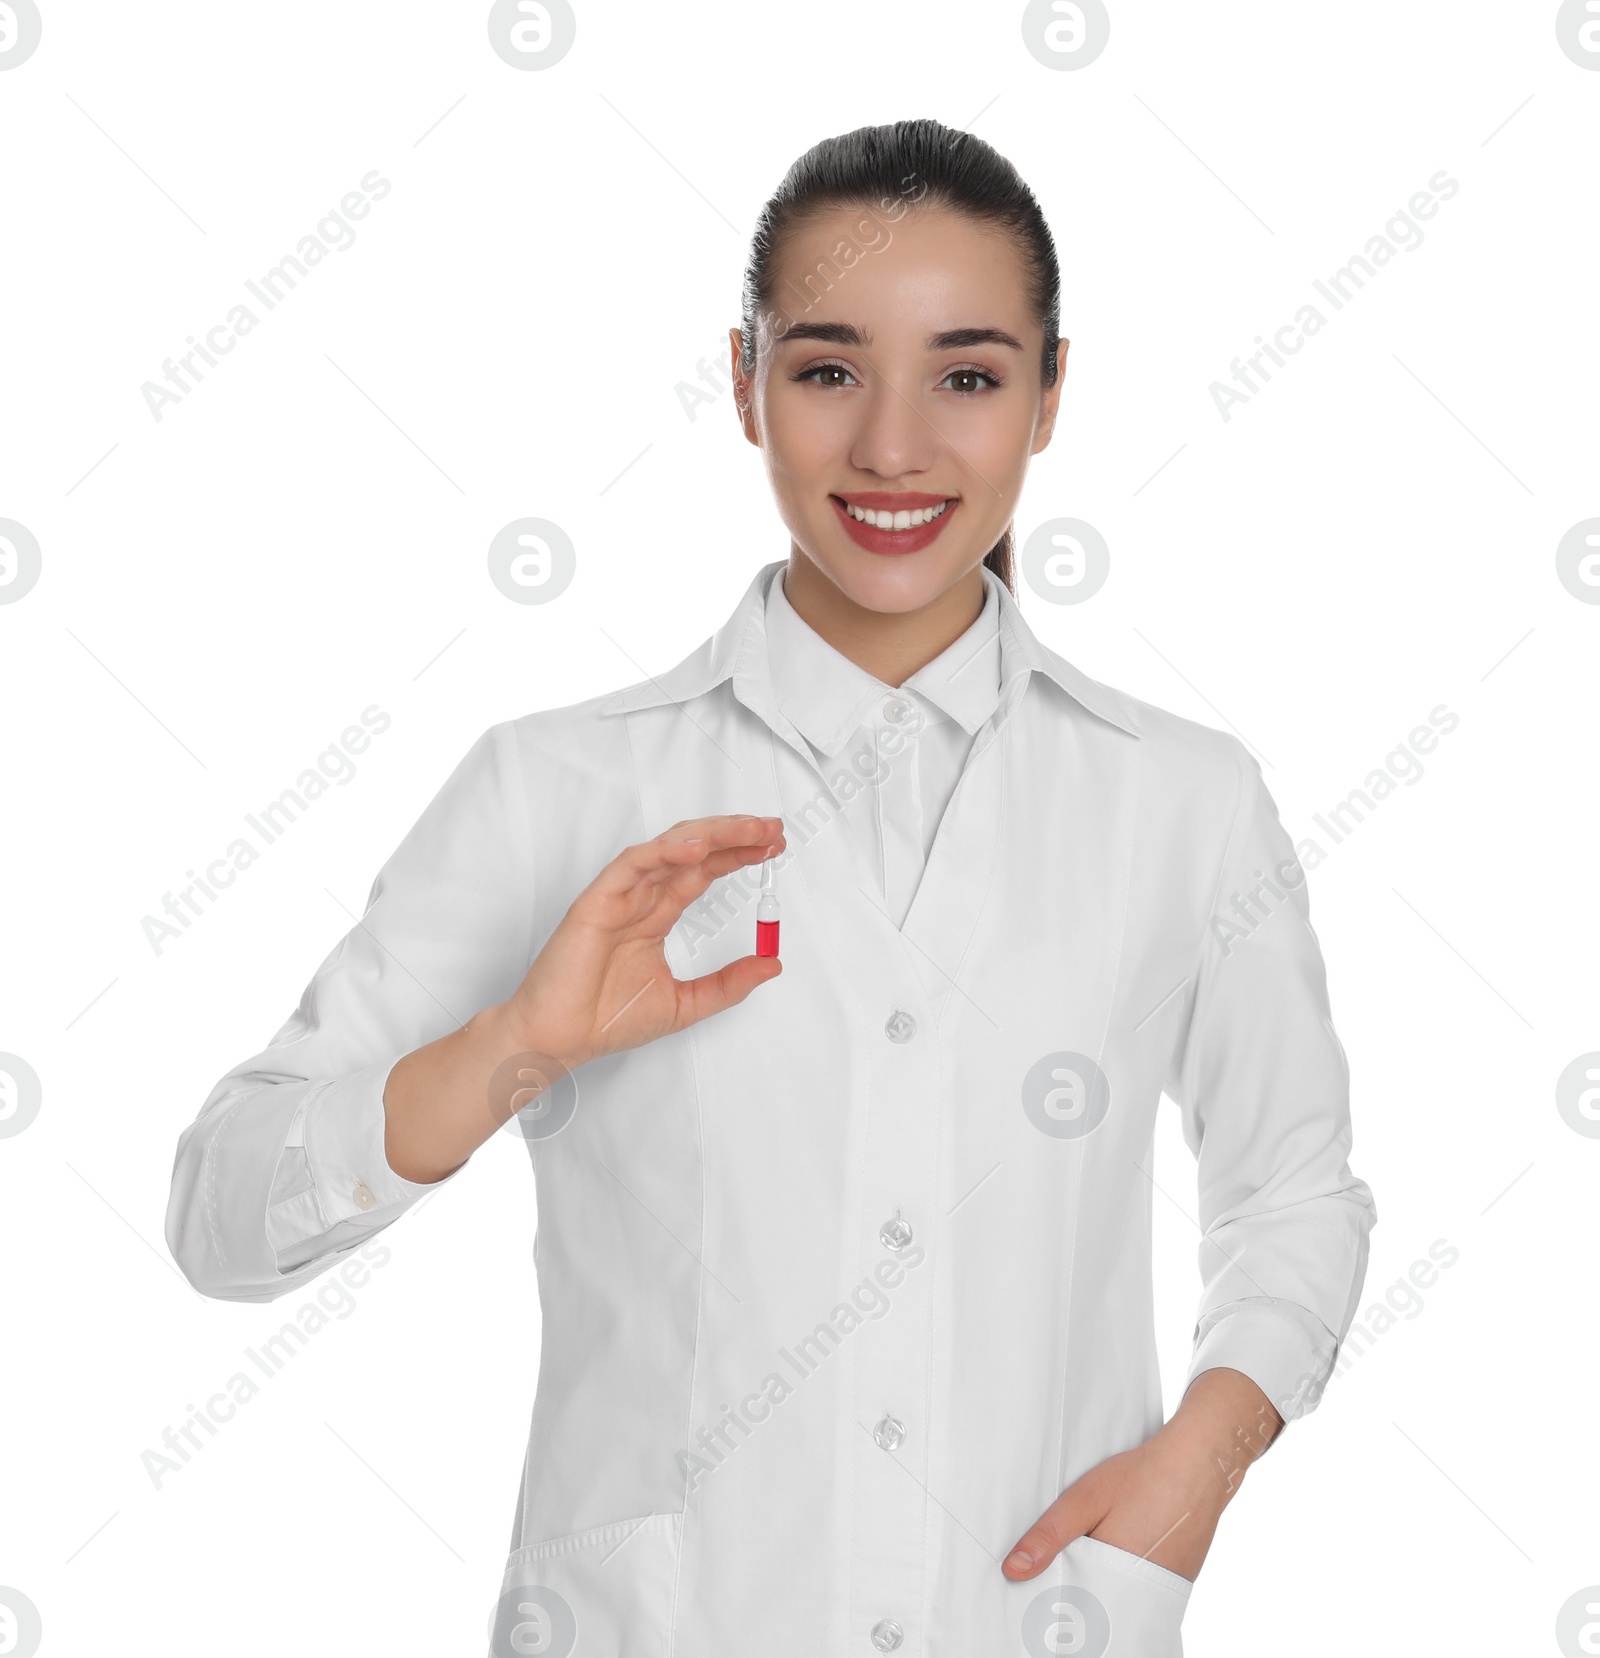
[165,720,534,1301]
[1166,736,1377,1424]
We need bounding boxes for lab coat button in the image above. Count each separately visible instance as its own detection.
[352,1182,378,1211]
[871,1619,904,1651]
[884,1009,917,1043]
[873,1413,906,1451]
[879,1213,913,1252]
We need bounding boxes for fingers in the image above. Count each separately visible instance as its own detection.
[671,952,783,1030]
[661,814,785,862]
[662,813,783,849]
[644,838,781,907]
[566,815,785,944]
[607,819,786,919]
[606,815,785,894]
[1002,1475,1107,1581]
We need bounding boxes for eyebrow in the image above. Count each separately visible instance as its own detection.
[775,321,1025,354]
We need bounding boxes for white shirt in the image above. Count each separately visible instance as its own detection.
[166,558,1376,1657]
[764,565,1001,927]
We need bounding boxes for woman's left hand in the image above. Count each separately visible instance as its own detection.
[1001,1366,1283,1584]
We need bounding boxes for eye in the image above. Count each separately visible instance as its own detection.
[792,359,860,389]
[940,365,1004,396]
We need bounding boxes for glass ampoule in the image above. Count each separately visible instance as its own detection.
[755,856,780,958]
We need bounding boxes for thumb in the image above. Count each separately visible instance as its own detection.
[1003,1472,1108,1581]
[670,954,782,1033]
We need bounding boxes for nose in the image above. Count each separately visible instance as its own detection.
[847,361,940,480]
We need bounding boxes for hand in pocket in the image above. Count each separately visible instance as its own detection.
[1002,1368,1283,1585]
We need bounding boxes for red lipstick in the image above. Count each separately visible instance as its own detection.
[831,491,959,556]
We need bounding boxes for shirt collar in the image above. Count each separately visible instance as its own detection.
[596,559,1142,742]
[763,562,1001,759]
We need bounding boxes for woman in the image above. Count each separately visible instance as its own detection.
[167,118,1375,1656]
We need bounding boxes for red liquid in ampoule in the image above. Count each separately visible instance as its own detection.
[756,919,780,957]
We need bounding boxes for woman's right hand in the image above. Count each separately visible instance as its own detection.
[501,813,787,1072]
[383,814,786,1183]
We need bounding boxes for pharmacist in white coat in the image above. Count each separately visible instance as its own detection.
[167,122,1376,1658]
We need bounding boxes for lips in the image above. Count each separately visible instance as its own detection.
[830,492,960,556]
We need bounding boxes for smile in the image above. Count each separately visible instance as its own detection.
[829,493,960,556]
[841,499,951,530]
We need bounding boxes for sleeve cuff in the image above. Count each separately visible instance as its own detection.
[1186,1297,1342,1426]
[265,1059,461,1269]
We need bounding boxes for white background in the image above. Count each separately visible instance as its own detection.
[2,2,1597,1654]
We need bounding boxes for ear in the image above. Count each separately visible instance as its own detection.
[1031,337,1070,454]
[729,325,759,446]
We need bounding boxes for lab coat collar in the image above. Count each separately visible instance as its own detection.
[596,559,1142,741]
[763,561,1001,760]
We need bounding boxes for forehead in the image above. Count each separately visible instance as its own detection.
[766,201,1033,334]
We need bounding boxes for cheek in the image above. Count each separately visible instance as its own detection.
[763,398,846,489]
[933,407,1031,514]
[966,397,1036,470]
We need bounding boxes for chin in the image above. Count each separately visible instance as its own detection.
[803,540,982,615]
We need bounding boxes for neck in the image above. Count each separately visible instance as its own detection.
[781,554,987,688]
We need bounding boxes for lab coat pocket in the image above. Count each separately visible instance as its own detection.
[1048,1533,1192,1656]
[487,1511,681,1657]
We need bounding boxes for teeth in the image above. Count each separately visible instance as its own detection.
[844,500,951,530]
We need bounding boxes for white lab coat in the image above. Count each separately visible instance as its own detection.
[166,558,1376,1657]
[759,551,1002,927]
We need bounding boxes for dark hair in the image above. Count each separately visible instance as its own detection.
[739,118,1063,596]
